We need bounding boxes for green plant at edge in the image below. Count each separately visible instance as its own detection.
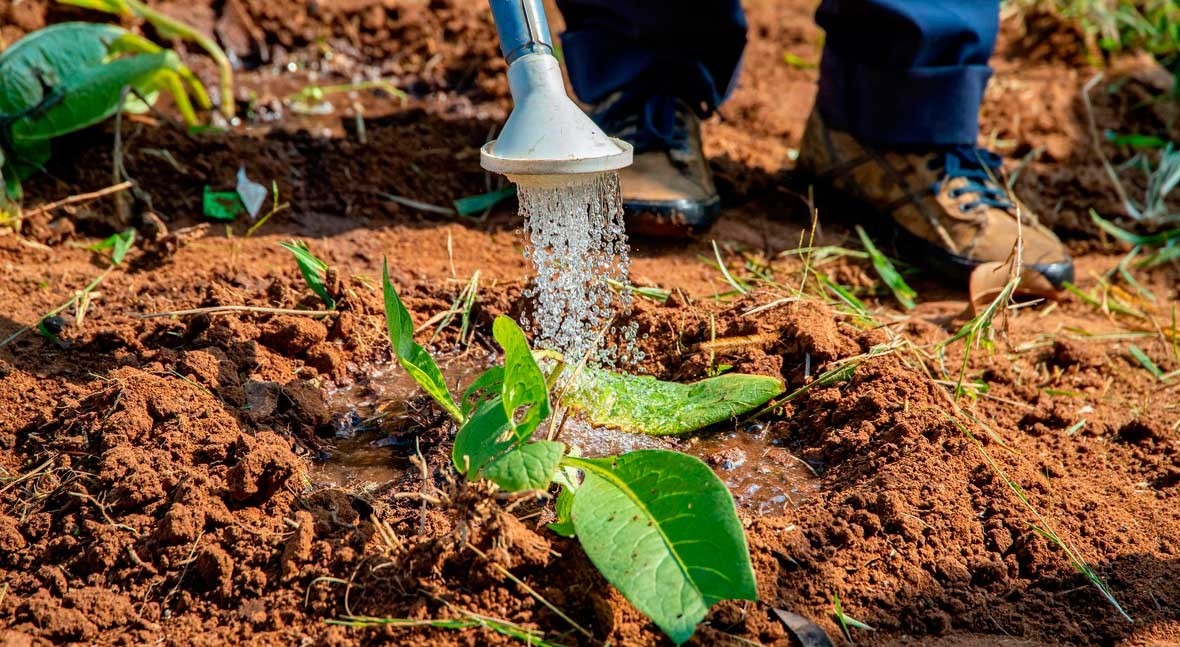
[58,0,236,118]
[382,263,762,644]
[0,22,210,204]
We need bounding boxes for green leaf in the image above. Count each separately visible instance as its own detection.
[479,441,565,492]
[548,484,576,537]
[453,396,512,474]
[856,225,916,310]
[282,240,337,310]
[85,228,136,265]
[461,365,504,417]
[567,451,757,644]
[203,186,246,222]
[1,162,22,203]
[0,23,129,117]
[492,316,550,439]
[10,51,177,144]
[381,260,462,421]
[562,367,783,436]
[453,186,516,217]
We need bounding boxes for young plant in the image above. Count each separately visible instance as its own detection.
[0,22,209,202]
[382,263,765,644]
[281,240,337,310]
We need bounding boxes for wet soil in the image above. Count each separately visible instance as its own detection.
[1,1,1179,645]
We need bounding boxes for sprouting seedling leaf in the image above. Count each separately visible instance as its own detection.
[453,396,511,475]
[832,593,874,645]
[1128,344,1167,380]
[493,315,551,439]
[565,450,758,644]
[85,228,136,265]
[855,225,916,310]
[282,240,336,310]
[381,260,462,421]
[453,186,516,217]
[548,481,576,537]
[460,366,504,418]
[562,367,783,436]
[203,186,246,222]
[479,440,565,492]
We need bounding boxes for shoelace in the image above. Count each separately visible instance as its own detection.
[594,95,691,155]
[927,146,1015,213]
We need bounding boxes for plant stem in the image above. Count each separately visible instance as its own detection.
[134,305,340,319]
[123,0,235,119]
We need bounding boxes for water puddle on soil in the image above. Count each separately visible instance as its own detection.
[314,359,818,513]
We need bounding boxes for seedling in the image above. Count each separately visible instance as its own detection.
[936,274,1018,398]
[382,263,773,644]
[0,229,135,348]
[0,23,209,203]
[281,240,336,310]
[832,593,874,645]
[286,79,407,114]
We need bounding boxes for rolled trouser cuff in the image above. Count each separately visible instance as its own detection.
[816,47,992,146]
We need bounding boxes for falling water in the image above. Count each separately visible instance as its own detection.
[513,171,640,365]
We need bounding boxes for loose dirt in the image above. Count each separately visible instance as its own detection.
[1,1,1178,645]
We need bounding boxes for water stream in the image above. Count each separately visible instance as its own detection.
[513,171,641,366]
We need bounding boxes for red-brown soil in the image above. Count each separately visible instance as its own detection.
[1,1,1178,646]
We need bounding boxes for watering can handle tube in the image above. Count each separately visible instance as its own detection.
[489,0,554,63]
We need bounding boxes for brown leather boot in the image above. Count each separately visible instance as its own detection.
[796,109,1074,293]
[590,94,720,238]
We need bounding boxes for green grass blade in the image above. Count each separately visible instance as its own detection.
[855,225,916,310]
[1128,344,1166,380]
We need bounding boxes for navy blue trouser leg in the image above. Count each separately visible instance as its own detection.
[556,0,999,146]
[815,0,1000,146]
[554,0,748,114]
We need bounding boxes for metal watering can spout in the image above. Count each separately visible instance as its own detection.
[481,0,632,178]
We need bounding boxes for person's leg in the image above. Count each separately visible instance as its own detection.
[814,0,998,146]
[553,0,748,237]
[555,0,747,115]
[799,0,1074,291]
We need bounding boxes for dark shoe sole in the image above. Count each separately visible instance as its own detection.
[623,195,723,239]
[796,172,1075,290]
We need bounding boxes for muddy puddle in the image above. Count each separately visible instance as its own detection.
[315,357,817,513]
